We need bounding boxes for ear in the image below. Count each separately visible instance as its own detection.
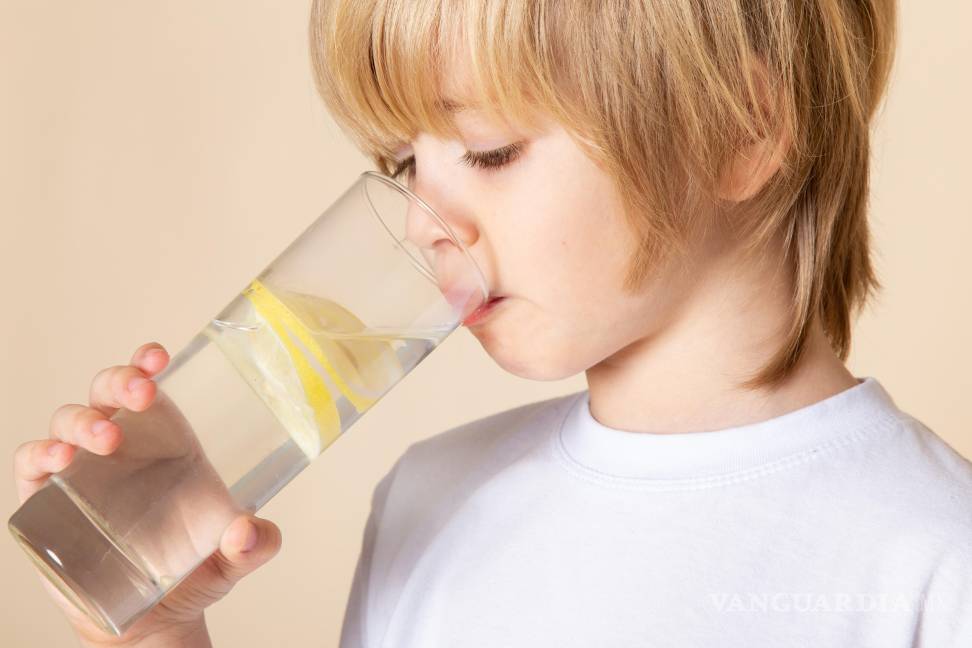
[716,61,791,203]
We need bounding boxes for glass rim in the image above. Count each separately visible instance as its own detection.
[360,170,490,305]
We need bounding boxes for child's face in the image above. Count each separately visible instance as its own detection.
[395,62,731,381]
[400,105,729,381]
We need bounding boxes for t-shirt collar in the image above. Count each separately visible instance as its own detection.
[557,376,903,481]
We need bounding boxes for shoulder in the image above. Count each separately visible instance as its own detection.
[407,391,579,462]
[373,391,581,525]
[852,410,972,550]
[888,414,972,516]
[890,417,972,644]
[897,413,972,488]
[393,390,581,486]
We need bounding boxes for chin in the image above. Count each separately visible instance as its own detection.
[477,329,584,381]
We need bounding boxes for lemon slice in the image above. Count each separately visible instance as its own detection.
[278,290,403,410]
[242,280,399,412]
[240,280,350,458]
[207,279,405,460]
[204,292,339,460]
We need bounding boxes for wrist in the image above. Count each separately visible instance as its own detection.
[78,620,212,648]
[134,623,212,648]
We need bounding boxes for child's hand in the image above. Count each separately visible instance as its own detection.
[13,342,283,647]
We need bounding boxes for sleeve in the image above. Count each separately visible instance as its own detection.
[338,457,402,648]
[915,544,972,647]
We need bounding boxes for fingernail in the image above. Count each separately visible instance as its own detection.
[92,420,114,437]
[128,376,149,393]
[240,523,259,552]
[146,348,165,362]
[48,442,64,456]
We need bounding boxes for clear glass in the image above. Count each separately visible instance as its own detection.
[7,171,489,637]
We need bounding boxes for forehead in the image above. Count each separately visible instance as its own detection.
[436,49,479,113]
[436,55,546,134]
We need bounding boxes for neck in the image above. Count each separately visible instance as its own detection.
[585,235,858,435]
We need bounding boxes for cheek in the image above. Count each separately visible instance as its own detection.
[467,127,655,377]
[474,216,642,380]
[522,159,635,308]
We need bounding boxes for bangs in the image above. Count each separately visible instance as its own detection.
[309,0,558,172]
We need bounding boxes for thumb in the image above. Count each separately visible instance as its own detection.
[212,514,283,584]
[152,515,282,622]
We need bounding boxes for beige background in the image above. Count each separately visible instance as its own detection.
[1,1,969,646]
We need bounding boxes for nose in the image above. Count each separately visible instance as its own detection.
[402,173,487,315]
[403,198,451,251]
[401,135,480,251]
[403,180,478,252]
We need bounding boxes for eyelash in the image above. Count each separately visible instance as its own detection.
[390,142,523,180]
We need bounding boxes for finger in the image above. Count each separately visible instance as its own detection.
[48,404,122,456]
[13,439,76,504]
[213,515,283,585]
[160,516,282,614]
[129,341,170,378]
[86,342,169,417]
[88,364,158,417]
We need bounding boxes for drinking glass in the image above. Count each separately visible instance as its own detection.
[8,170,489,636]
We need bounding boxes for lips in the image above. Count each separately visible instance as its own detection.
[463,296,507,326]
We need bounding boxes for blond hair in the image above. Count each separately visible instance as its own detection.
[309,0,897,390]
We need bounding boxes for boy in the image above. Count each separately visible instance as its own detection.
[18,0,971,646]
[308,0,972,646]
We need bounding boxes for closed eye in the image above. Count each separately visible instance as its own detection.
[459,142,524,171]
[390,142,524,181]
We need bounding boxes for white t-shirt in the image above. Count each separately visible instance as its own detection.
[339,377,972,647]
